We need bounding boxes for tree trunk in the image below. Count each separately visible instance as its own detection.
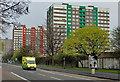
[52,58,54,65]
[79,60,83,68]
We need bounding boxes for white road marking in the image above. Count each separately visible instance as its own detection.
[74,77,90,80]
[38,73,46,76]
[50,77,62,80]
[0,66,2,68]
[11,64,21,68]
[11,72,30,82]
[27,71,34,73]
[39,69,91,80]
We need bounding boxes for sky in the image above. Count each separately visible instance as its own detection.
[2,0,120,39]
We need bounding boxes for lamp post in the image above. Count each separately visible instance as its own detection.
[63,57,65,69]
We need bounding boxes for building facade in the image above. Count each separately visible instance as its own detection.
[13,25,44,56]
[43,28,47,56]
[2,38,13,55]
[47,3,110,53]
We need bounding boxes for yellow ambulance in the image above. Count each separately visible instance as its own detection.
[22,57,36,70]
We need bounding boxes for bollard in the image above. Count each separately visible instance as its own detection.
[91,68,95,74]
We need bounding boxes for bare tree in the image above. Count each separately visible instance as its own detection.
[0,0,30,33]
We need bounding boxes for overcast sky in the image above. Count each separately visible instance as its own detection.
[2,0,119,39]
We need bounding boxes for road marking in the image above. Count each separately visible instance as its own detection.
[50,77,62,80]
[11,72,30,82]
[39,69,90,80]
[0,66,1,68]
[73,77,90,80]
[27,71,34,73]
[11,64,21,68]
[38,73,46,76]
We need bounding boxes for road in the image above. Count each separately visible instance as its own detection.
[2,63,117,82]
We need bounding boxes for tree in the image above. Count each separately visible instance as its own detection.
[0,0,30,33]
[63,26,109,59]
[111,27,120,54]
[0,37,4,53]
[11,45,40,63]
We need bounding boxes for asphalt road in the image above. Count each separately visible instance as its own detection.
[2,63,117,82]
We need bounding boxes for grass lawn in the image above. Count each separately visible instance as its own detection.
[39,65,119,74]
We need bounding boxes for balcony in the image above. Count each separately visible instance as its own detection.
[79,17,85,20]
[79,14,85,17]
[80,6,85,9]
[93,11,97,13]
[67,27,72,30]
[79,21,85,24]
[79,10,85,13]
[93,15,97,17]
[79,25,85,27]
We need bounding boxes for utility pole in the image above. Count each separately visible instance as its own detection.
[63,57,65,69]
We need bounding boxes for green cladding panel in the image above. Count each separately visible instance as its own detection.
[79,6,86,28]
[67,5,72,38]
[93,7,98,26]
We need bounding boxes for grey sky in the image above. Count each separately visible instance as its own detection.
[3,1,119,39]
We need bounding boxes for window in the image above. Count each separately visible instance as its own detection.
[73,15,75,17]
[73,22,75,25]
[72,8,75,10]
[68,15,71,17]
[76,15,79,18]
[90,16,92,18]
[86,16,89,18]
[86,23,89,25]
[73,26,75,28]
[68,19,71,20]
[72,11,75,14]
[76,12,79,14]
[76,27,79,29]
[86,12,89,15]
[90,9,92,11]
[76,8,79,10]
[86,20,89,22]
[90,20,92,22]
[68,11,71,13]
[90,24,92,26]
[76,23,79,25]
[76,19,79,21]
[73,19,75,21]
[90,13,92,15]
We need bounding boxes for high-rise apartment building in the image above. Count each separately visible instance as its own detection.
[43,28,47,56]
[13,25,44,56]
[47,3,110,53]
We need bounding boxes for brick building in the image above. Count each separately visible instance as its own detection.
[13,25,44,56]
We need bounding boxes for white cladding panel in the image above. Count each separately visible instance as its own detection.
[86,7,93,9]
[53,4,67,9]
[72,5,79,8]
[98,8,109,12]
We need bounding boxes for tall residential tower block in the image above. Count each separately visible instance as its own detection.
[47,3,110,53]
[13,26,44,56]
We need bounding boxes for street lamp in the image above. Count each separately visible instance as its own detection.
[63,57,65,69]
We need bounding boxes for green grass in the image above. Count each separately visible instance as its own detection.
[39,65,119,74]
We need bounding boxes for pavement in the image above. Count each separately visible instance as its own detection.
[38,66,120,81]
[2,63,117,82]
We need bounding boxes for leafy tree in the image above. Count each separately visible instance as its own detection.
[11,45,40,63]
[111,27,120,54]
[0,0,30,33]
[63,26,109,59]
[0,38,4,53]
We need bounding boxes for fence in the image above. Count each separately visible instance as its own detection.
[78,57,120,69]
